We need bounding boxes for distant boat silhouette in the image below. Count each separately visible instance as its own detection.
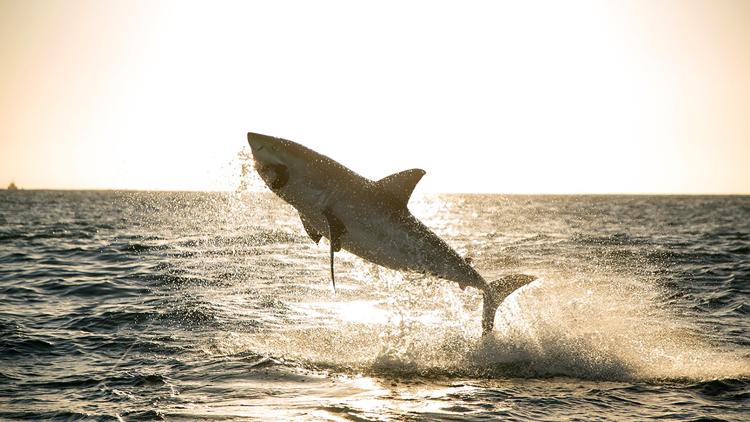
[7,182,18,190]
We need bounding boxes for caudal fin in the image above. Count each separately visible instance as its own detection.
[481,274,537,335]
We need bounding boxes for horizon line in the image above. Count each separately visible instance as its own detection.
[3,187,749,196]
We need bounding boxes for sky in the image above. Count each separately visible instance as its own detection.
[1,0,749,194]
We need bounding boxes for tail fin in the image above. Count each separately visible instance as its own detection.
[481,274,537,335]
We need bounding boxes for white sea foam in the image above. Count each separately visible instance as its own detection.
[234,266,749,382]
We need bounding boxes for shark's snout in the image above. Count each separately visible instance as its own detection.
[247,132,278,165]
[247,132,270,153]
[246,132,289,191]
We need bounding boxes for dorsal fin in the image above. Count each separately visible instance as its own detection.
[374,168,426,207]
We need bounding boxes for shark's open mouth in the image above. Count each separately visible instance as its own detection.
[261,163,289,190]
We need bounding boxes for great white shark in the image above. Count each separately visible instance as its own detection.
[247,132,535,334]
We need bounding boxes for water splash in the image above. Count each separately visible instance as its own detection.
[220,265,749,382]
[485,274,749,381]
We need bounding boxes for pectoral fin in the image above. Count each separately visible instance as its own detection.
[299,213,322,244]
[322,208,347,291]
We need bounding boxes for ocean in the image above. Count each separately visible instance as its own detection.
[0,191,748,421]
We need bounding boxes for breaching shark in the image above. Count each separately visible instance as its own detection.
[247,132,535,334]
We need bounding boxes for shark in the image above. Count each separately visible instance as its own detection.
[246,132,535,334]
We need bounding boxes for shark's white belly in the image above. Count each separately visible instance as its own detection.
[313,200,480,286]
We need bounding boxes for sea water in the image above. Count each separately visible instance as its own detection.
[1,190,748,420]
